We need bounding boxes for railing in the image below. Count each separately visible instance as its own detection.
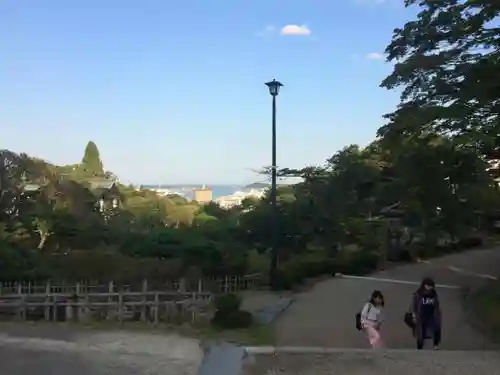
[0,290,211,326]
[0,273,263,295]
[0,274,263,326]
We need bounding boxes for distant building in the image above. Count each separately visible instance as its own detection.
[87,177,121,212]
[216,188,265,209]
[193,185,212,204]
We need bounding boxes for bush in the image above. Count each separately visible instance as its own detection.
[458,234,483,249]
[211,310,253,329]
[246,249,270,275]
[274,247,381,291]
[211,293,253,329]
[214,293,241,314]
[275,267,302,290]
[335,250,379,276]
[274,253,339,290]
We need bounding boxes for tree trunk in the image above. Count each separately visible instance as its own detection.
[37,232,48,249]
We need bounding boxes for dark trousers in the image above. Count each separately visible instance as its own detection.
[416,320,441,349]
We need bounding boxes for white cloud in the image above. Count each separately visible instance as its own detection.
[365,52,384,60]
[280,24,311,36]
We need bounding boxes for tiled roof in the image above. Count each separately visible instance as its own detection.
[88,178,115,190]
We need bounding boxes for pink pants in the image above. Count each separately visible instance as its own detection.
[362,321,383,349]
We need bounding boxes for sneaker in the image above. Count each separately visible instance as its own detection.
[433,346,439,350]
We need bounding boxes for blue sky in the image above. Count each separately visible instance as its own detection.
[0,0,415,185]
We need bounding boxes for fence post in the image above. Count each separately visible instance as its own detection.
[83,292,90,322]
[141,279,148,322]
[179,278,186,292]
[197,279,202,293]
[44,281,51,321]
[52,294,58,321]
[17,283,25,320]
[108,281,114,320]
[225,276,229,293]
[118,290,124,325]
[153,293,159,326]
[76,282,82,320]
[191,292,196,325]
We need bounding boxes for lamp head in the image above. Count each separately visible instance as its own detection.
[265,79,283,96]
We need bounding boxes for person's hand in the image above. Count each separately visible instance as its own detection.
[412,313,417,323]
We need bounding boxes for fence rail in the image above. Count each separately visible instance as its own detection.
[0,274,263,326]
[0,273,263,296]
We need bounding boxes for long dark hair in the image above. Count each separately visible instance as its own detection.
[369,290,385,307]
[418,277,436,294]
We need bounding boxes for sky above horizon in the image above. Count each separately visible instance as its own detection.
[1,0,416,185]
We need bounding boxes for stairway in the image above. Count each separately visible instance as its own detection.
[241,348,500,375]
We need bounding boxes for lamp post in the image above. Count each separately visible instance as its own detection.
[265,79,283,290]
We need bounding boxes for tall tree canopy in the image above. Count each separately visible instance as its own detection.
[81,141,104,176]
[379,0,500,152]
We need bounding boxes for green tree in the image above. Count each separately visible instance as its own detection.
[81,141,104,176]
[0,150,28,222]
[380,0,500,152]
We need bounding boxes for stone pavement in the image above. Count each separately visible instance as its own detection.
[0,326,203,375]
[242,350,500,375]
[274,247,500,349]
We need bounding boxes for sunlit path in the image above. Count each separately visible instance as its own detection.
[273,248,500,350]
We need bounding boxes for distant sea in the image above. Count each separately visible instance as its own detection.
[140,184,245,200]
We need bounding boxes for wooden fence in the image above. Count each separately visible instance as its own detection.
[0,274,263,325]
[0,273,263,295]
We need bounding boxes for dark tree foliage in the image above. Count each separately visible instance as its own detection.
[380,0,500,152]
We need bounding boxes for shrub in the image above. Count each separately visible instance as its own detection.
[246,249,270,275]
[336,249,379,275]
[387,247,413,262]
[211,293,253,329]
[274,253,338,290]
[214,293,241,314]
[458,234,483,249]
[211,310,253,329]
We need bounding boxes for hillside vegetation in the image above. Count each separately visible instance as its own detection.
[2,0,500,289]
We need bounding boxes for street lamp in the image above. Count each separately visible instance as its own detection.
[265,79,283,290]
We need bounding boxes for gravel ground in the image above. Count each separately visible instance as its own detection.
[242,351,500,375]
[274,247,500,349]
[0,326,203,375]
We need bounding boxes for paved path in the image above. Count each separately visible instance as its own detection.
[242,350,500,375]
[274,247,500,349]
[0,325,203,375]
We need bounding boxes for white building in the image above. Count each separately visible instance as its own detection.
[216,189,265,209]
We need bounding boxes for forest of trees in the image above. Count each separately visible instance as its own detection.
[1,0,500,289]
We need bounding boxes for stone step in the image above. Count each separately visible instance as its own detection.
[241,348,500,375]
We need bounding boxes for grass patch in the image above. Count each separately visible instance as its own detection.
[469,280,500,342]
